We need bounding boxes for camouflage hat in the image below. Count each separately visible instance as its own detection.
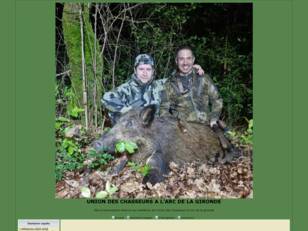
[134,54,154,68]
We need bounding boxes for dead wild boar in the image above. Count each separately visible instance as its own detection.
[92,105,224,184]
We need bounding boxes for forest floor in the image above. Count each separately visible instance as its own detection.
[56,144,253,199]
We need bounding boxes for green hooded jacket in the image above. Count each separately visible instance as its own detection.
[160,70,223,124]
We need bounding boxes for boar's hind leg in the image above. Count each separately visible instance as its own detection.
[142,150,168,185]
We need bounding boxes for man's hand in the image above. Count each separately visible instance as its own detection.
[193,64,205,76]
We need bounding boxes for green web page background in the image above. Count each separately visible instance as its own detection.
[4,0,307,230]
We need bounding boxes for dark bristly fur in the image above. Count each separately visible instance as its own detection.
[92,106,224,184]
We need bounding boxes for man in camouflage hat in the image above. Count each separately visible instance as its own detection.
[102,54,165,124]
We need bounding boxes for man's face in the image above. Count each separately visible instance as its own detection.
[135,64,154,83]
[176,49,195,75]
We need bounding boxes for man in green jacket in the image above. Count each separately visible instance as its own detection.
[160,46,236,157]
[160,46,223,127]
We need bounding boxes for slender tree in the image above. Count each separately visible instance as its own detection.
[79,4,89,130]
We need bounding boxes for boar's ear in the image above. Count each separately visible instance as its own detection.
[140,105,156,127]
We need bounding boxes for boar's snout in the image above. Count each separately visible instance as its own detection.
[92,139,115,154]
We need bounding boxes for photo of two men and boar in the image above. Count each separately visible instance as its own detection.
[55,3,253,199]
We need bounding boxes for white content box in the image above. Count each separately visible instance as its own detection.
[18,220,60,231]
[61,219,289,231]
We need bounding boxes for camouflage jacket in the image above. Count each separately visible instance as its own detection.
[102,74,166,115]
[160,70,223,124]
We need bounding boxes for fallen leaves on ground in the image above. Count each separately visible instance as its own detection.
[56,148,253,199]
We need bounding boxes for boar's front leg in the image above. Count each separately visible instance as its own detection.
[142,150,169,185]
[111,155,128,176]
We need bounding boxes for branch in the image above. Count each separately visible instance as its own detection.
[56,70,71,77]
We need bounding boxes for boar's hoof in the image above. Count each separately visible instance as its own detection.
[231,147,242,158]
[219,147,242,164]
[142,169,165,185]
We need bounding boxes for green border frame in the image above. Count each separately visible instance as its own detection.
[4,0,308,230]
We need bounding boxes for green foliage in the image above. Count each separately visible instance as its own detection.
[95,181,118,198]
[55,150,84,181]
[56,86,84,119]
[80,181,118,199]
[227,119,253,146]
[55,116,70,130]
[127,161,151,176]
[240,119,253,145]
[87,148,114,169]
[208,44,252,125]
[61,138,80,155]
[55,116,87,181]
[95,181,118,199]
[115,141,138,154]
[95,191,108,199]
[55,129,85,181]
[55,114,113,181]
[69,106,84,118]
[80,186,91,198]
[64,87,84,118]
